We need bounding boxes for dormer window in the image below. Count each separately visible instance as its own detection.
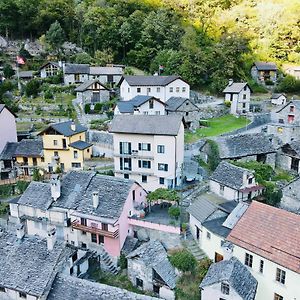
[221,282,230,295]
[137,87,141,93]
[248,177,253,184]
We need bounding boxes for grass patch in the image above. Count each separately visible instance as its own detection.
[0,202,9,215]
[185,115,250,143]
[272,169,295,182]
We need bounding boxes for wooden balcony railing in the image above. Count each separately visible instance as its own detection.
[71,220,119,238]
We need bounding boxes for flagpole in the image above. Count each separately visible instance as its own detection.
[16,62,21,92]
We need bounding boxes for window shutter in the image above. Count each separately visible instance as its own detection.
[120,158,123,170]
[147,143,151,151]
[128,142,131,154]
[119,142,123,154]
[138,143,141,151]
[129,158,132,170]
[165,164,168,171]
[138,160,141,168]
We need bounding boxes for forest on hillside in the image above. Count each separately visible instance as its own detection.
[0,0,299,92]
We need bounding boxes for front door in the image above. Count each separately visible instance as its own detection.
[196,226,200,240]
[24,168,29,176]
[215,252,224,263]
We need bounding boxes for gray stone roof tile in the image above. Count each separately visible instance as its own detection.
[0,142,18,160]
[89,66,123,75]
[74,79,109,92]
[254,61,277,71]
[14,139,43,157]
[64,63,89,74]
[165,97,199,112]
[202,215,231,238]
[40,121,87,137]
[122,75,182,86]
[69,140,92,150]
[223,82,248,93]
[200,257,257,300]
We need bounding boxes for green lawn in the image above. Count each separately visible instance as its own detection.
[185,115,251,143]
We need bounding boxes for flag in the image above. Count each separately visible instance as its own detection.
[16,56,25,65]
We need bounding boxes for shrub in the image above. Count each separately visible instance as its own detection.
[169,249,197,273]
[118,253,128,269]
[0,202,9,215]
[275,75,300,93]
[94,102,103,113]
[168,206,180,219]
[264,79,274,86]
[25,79,40,97]
[44,89,53,99]
[248,79,268,93]
[16,181,29,193]
[147,188,180,202]
[224,100,231,108]
[207,140,220,171]
[84,103,91,114]
[32,168,42,181]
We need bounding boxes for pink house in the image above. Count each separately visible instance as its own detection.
[0,104,17,154]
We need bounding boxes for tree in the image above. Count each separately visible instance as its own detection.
[169,249,197,273]
[94,49,114,66]
[74,52,92,64]
[32,168,42,181]
[25,79,40,98]
[168,206,180,220]
[3,64,15,79]
[45,21,65,54]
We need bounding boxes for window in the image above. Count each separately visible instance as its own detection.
[278,118,284,124]
[19,292,27,298]
[142,175,147,183]
[245,253,253,268]
[155,111,160,115]
[149,99,154,109]
[32,157,37,166]
[206,232,211,239]
[243,94,247,100]
[157,145,165,153]
[242,103,246,108]
[54,151,59,157]
[98,235,104,244]
[158,163,168,171]
[124,174,129,179]
[159,177,165,185]
[182,87,186,92]
[220,185,225,195]
[53,140,58,146]
[137,87,141,93]
[72,252,78,262]
[274,293,283,300]
[138,143,151,151]
[81,242,87,248]
[80,218,87,226]
[248,177,253,184]
[91,233,97,243]
[72,162,81,168]
[290,105,295,112]
[147,87,151,93]
[73,150,78,159]
[136,278,143,288]
[276,268,286,284]
[70,267,74,275]
[120,142,131,154]
[185,112,189,116]
[82,231,86,235]
[128,87,130,93]
[259,260,264,273]
[101,223,108,231]
[138,160,151,169]
[176,87,180,92]
[157,87,160,93]
[120,157,132,171]
[132,190,135,201]
[62,139,67,149]
[244,86,247,91]
[41,157,45,162]
[221,282,230,295]
[169,87,173,92]
[0,287,5,293]
[288,114,295,123]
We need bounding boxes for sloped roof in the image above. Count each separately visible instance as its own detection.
[39,121,87,137]
[39,61,60,70]
[74,79,109,92]
[165,97,199,112]
[202,215,231,238]
[215,133,276,159]
[14,139,43,157]
[276,100,300,113]
[281,140,300,157]
[69,140,92,150]
[121,75,183,86]
[18,71,34,78]
[282,177,300,201]
[200,257,257,300]
[223,82,249,94]
[127,240,177,289]
[0,103,17,117]
[271,93,286,99]
[254,62,277,71]
[210,161,251,190]
[109,115,182,136]
[64,63,89,74]
[89,66,123,75]
[227,201,300,274]
[0,142,18,160]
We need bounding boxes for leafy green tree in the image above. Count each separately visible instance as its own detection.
[74,52,92,64]
[169,249,197,273]
[3,64,15,79]
[32,168,42,181]
[94,49,114,66]
[25,79,40,98]
[168,206,180,220]
[45,21,65,54]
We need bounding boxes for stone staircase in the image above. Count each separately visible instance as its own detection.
[99,248,119,275]
[183,228,206,261]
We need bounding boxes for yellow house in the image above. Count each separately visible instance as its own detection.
[39,121,92,172]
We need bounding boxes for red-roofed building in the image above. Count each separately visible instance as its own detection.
[227,201,300,300]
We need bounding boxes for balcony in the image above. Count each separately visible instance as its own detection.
[115,151,154,160]
[71,220,119,238]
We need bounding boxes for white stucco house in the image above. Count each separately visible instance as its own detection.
[39,61,63,78]
[271,93,287,106]
[114,95,166,116]
[109,114,184,191]
[119,75,190,102]
[223,80,252,115]
[285,65,300,80]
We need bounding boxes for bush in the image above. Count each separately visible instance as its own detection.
[264,79,274,86]
[169,249,197,273]
[16,181,29,193]
[147,188,180,202]
[84,103,91,114]
[168,206,180,219]
[25,79,40,97]
[224,100,231,108]
[3,64,15,79]
[44,89,54,99]
[207,140,220,171]
[94,102,103,113]
[275,75,300,93]
[118,253,128,269]
[32,168,42,181]
[248,79,268,93]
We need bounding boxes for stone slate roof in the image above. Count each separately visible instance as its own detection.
[39,61,60,70]
[210,161,251,190]
[17,181,53,210]
[89,66,123,75]
[227,201,300,274]
[47,273,159,300]
[74,79,109,92]
[223,82,249,94]
[215,133,276,159]
[0,142,18,160]
[122,75,182,86]
[200,257,257,300]
[254,61,277,71]
[127,240,177,289]
[165,97,199,112]
[0,231,68,297]
[64,63,89,74]
[281,140,300,157]
[282,177,300,200]
[271,93,286,99]
[40,121,87,137]
[109,115,182,136]
[276,100,300,113]
[14,139,43,157]
[121,236,140,256]
[116,96,164,113]
[18,71,34,78]
[202,213,231,238]
[88,130,113,144]
[69,140,92,150]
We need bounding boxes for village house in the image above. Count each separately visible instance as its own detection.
[9,171,147,267]
[165,97,200,130]
[285,65,300,80]
[40,61,63,78]
[271,93,287,106]
[109,115,184,191]
[114,95,166,116]
[75,79,110,107]
[16,70,35,81]
[209,161,263,202]
[0,104,17,154]
[64,63,89,85]
[227,201,300,300]
[276,140,300,174]
[88,66,123,87]
[267,100,300,143]
[223,80,252,115]
[200,257,258,300]
[207,133,276,166]
[0,142,18,179]
[38,121,92,172]
[280,177,300,214]
[127,240,177,300]
[251,61,278,84]
[119,75,190,102]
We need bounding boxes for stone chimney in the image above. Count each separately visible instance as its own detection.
[16,223,25,240]
[50,174,61,201]
[47,226,56,251]
[92,191,99,209]
[228,79,233,86]
[70,122,76,132]
[222,241,234,260]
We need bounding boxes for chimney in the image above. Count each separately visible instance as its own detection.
[47,226,56,251]
[16,223,25,240]
[50,174,61,201]
[92,191,99,209]
[222,241,234,260]
[228,79,233,86]
[70,122,76,132]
